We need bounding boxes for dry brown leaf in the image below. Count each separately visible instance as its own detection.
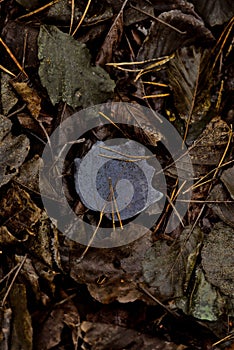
[9,283,33,350]
[0,183,41,236]
[11,80,41,119]
[96,0,127,67]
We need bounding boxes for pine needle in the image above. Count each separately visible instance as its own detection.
[0,38,28,78]
[17,0,59,20]
[72,0,92,36]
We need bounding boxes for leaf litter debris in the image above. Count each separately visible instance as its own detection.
[0,1,234,349]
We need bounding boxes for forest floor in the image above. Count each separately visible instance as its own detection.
[0,1,234,349]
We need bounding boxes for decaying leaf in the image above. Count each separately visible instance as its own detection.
[9,283,33,350]
[208,184,234,228]
[38,25,115,108]
[137,10,214,59]
[11,80,41,119]
[0,183,41,236]
[14,154,42,193]
[15,255,48,304]
[189,116,231,167]
[221,165,234,200]
[16,0,40,10]
[190,0,234,26]
[168,45,212,141]
[201,221,234,297]
[1,21,39,71]
[81,321,188,350]
[0,114,30,188]
[1,72,18,115]
[34,292,80,350]
[96,0,125,67]
[62,232,153,304]
[26,210,61,268]
[142,226,203,299]
[0,226,28,247]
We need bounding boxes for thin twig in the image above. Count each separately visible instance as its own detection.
[0,263,21,285]
[109,178,116,231]
[98,111,129,139]
[183,132,233,194]
[17,0,59,20]
[0,64,16,77]
[7,103,27,118]
[107,56,172,67]
[76,207,105,263]
[213,126,232,178]
[169,204,205,274]
[109,178,123,229]
[72,0,92,36]
[1,255,27,306]
[143,81,169,87]
[69,0,75,35]
[211,17,234,73]
[212,333,234,347]
[0,38,28,78]
[178,199,234,203]
[137,283,180,318]
[130,4,186,35]
[143,93,170,99]
[166,194,184,227]
[99,145,152,160]
[183,60,200,144]
[22,31,28,70]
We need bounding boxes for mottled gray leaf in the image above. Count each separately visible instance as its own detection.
[1,72,18,115]
[14,155,42,193]
[208,184,234,228]
[201,222,234,297]
[38,25,115,108]
[142,226,203,299]
[0,115,30,188]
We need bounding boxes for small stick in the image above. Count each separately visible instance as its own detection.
[0,38,28,78]
[17,0,59,20]
[108,178,116,231]
[98,111,130,139]
[2,255,27,306]
[72,0,92,36]
[76,208,105,263]
[142,81,169,87]
[109,178,123,229]
[130,5,186,35]
[143,93,170,99]
[69,0,75,35]
[0,64,16,77]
